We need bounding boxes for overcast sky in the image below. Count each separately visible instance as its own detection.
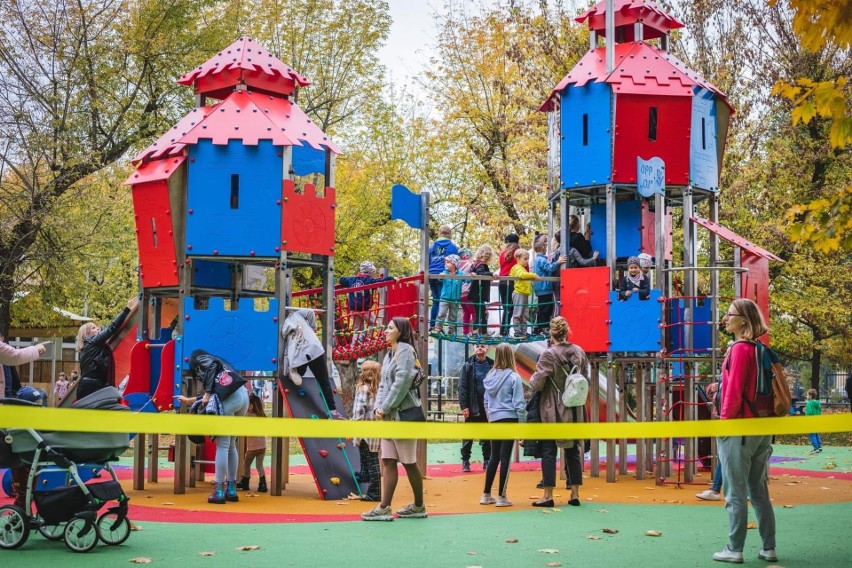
[377,0,437,84]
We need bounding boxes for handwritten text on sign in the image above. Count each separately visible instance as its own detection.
[637,156,665,197]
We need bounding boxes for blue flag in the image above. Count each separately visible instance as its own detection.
[637,156,665,197]
[390,184,422,229]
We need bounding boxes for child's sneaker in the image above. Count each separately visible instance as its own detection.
[480,493,496,505]
[696,489,722,501]
[361,505,393,521]
[289,369,303,386]
[712,545,743,563]
[495,496,513,507]
[395,503,427,518]
[329,409,346,420]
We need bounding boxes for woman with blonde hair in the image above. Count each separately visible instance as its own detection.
[529,316,588,507]
[75,296,138,399]
[480,343,526,507]
[712,298,777,564]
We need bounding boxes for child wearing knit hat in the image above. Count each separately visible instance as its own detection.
[339,262,396,344]
[618,256,650,301]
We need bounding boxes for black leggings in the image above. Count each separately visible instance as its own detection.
[483,418,518,497]
[77,378,107,400]
[498,280,514,336]
[295,356,336,411]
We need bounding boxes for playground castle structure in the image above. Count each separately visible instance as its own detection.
[121,37,429,499]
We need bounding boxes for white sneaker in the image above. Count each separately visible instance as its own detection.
[696,489,722,501]
[713,546,744,564]
[480,493,496,505]
[758,549,778,562]
[495,496,513,507]
[289,369,303,386]
[361,504,393,521]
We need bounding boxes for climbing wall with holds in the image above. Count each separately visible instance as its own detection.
[277,372,361,501]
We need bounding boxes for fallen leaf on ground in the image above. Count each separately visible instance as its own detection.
[130,558,152,564]
[747,522,757,529]
[161,502,174,506]
[466,551,477,556]
[783,505,794,509]
[551,508,562,512]
[602,528,619,534]
[198,552,215,557]
[597,509,609,513]
[538,549,559,554]
[347,493,361,500]
[505,538,519,543]
[546,562,562,567]
[645,530,662,537]
[130,523,142,531]
[644,487,655,490]
[236,545,261,551]
[586,536,602,540]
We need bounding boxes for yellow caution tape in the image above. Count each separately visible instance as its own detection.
[0,407,849,440]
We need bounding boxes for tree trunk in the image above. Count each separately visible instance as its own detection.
[810,348,821,396]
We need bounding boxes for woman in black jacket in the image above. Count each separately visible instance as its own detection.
[176,349,249,505]
[75,296,138,400]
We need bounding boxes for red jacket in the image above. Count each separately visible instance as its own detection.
[499,249,516,277]
[720,342,759,419]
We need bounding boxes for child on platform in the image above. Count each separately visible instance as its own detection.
[237,392,268,492]
[469,245,495,337]
[352,360,382,501]
[458,249,475,335]
[805,389,822,454]
[618,256,650,301]
[532,234,567,335]
[338,261,395,344]
[508,248,540,339]
[433,254,462,335]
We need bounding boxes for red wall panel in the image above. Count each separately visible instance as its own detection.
[132,181,179,288]
[282,180,336,256]
[740,253,771,344]
[613,95,691,186]
[560,266,610,353]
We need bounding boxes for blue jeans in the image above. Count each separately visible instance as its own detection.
[429,279,443,328]
[808,433,822,450]
[215,387,250,483]
[712,460,723,493]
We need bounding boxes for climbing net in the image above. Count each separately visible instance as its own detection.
[291,275,422,361]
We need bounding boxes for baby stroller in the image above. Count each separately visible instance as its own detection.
[0,387,132,553]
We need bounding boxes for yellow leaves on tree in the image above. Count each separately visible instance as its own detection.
[771,0,852,252]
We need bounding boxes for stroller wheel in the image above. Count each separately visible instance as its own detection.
[63,515,98,553]
[36,518,66,541]
[96,512,130,545]
[0,505,30,549]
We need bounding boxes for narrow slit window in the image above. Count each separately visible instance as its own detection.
[648,107,657,141]
[701,117,706,150]
[150,218,158,248]
[230,174,239,209]
[582,113,589,146]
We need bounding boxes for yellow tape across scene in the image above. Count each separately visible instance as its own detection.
[0,407,849,440]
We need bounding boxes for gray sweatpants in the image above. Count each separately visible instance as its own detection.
[511,292,530,336]
[717,435,776,553]
[436,300,459,334]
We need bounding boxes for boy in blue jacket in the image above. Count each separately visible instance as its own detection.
[428,225,459,328]
[433,254,462,334]
[532,234,567,335]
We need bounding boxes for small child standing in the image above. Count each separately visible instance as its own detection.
[469,245,494,337]
[352,361,382,501]
[508,248,540,339]
[531,234,567,335]
[237,392,268,492]
[458,249,475,335]
[805,389,822,454]
[433,254,462,335]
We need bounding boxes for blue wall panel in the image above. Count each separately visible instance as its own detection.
[186,140,283,257]
[589,200,643,259]
[193,260,233,289]
[609,290,662,352]
[560,82,612,188]
[690,88,719,191]
[181,297,279,372]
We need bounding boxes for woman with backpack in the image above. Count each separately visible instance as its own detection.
[528,316,588,508]
[711,299,777,564]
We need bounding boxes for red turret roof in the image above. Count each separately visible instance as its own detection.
[132,107,214,165]
[177,89,341,153]
[539,42,733,113]
[576,0,683,40]
[178,37,310,100]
